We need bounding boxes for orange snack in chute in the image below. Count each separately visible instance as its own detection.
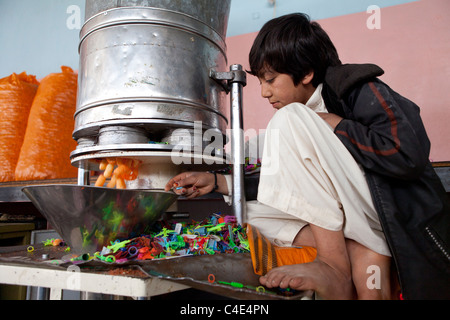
[0,72,39,182]
[106,175,117,188]
[103,163,114,178]
[15,66,78,181]
[95,174,106,187]
[94,157,140,189]
[116,177,127,189]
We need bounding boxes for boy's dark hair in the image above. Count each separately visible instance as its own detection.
[249,13,341,87]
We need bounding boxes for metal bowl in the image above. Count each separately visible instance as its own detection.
[22,185,178,254]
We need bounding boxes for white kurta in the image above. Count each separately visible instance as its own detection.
[227,84,391,256]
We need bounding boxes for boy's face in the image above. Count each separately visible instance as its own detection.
[258,70,315,110]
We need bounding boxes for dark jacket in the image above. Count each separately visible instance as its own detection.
[322,64,450,299]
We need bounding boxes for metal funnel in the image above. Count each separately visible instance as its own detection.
[22,185,178,254]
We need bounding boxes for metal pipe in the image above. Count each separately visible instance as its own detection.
[77,168,90,185]
[36,287,49,300]
[229,64,247,224]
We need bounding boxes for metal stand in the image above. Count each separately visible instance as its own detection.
[210,64,247,224]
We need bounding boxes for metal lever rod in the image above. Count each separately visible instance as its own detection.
[229,65,247,225]
[210,64,247,224]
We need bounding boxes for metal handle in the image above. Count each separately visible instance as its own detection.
[229,65,247,225]
[210,64,247,224]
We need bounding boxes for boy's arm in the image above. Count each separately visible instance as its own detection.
[333,80,430,180]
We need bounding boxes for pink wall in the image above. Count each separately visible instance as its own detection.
[225,0,449,161]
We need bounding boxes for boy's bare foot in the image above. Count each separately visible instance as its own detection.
[259,260,354,300]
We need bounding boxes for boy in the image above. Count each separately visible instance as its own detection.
[166,13,449,299]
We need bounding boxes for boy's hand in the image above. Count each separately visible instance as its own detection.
[165,171,217,199]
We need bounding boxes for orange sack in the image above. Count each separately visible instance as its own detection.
[15,66,78,181]
[0,72,39,182]
[246,224,317,276]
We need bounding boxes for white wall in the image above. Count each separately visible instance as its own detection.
[0,0,84,79]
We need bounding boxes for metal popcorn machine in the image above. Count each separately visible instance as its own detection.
[23,0,247,254]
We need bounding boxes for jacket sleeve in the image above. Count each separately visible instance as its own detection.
[333,80,430,180]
